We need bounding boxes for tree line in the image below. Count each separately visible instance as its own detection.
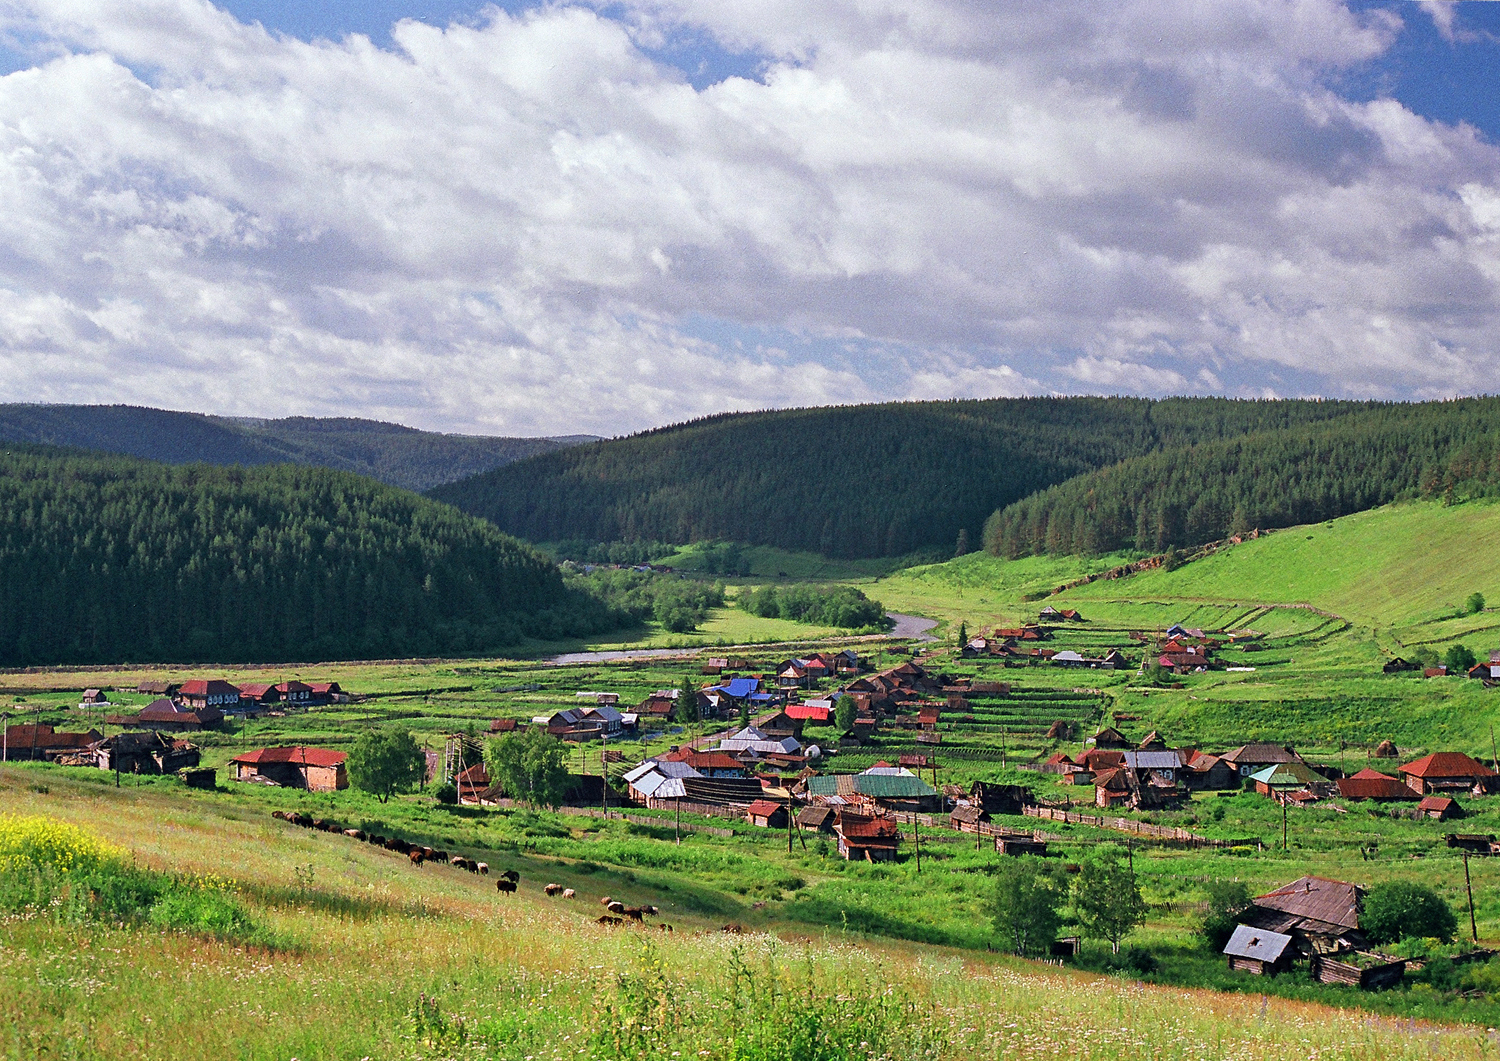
[742,584,888,629]
[0,444,620,665]
[431,397,1377,560]
[983,398,1500,557]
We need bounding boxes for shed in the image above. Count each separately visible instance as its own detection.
[796,805,835,833]
[746,799,789,828]
[228,747,348,791]
[949,804,989,832]
[995,835,1048,857]
[1419,795,1462,820]
[833,811,901,862]
[1337,769,1418,801]
[1224,924,1295,976]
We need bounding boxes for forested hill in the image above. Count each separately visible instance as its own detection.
[983,398,1500,558]
[0,445,615,665]
[429,397,1375,560]
[0,404,596,492]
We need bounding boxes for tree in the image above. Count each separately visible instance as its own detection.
[955,620,968,648]
[1072,848,1147,953]
[346,727,426,804]
[991,856,1064,956]
[834,695,858,733]
[674,681,699,726]
[1445,643,1477,674]
[1467,592,1487,615]
[484,727,569,809]
[738,702,750,728]
[1362,881,1457,944]
[1198,880,1252,951]
[954,527,971,557]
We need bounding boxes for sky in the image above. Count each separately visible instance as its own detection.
[0,2,1498,436]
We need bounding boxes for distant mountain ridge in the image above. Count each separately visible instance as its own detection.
[429,397,1379,560]
[0,404,599,492]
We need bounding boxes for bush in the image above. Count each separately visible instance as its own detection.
[1467,592,1486,615]
[1199,879,1252,952]
[433,782,458,805]
[1445,643,1477,674]
[1362,881,1457,944]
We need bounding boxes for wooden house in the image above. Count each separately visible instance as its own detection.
[1399,752,1495,795]
[746,799,789,828]
[93,731,199,774]
[133,698,222,732]
[1089,726,1130,749]
[1093,767,1134,808]
[1336,768,1418,802]
[228,747,348,791]
[949,804,989,832]
[136,680,180,697]
[1418,795,1462,820]
[1219,742,1303,778]
[995,835,1047,857]
[0,724,102,762]
[1242,876,1365,956]
[796,806,835,833]
[275,680,313,707]
[177,679,242,714]
[1223,925,1296,976]
[306,681,344,704]
[970,781,1030,815]
[237,683,282,708]
[833,811,901,862]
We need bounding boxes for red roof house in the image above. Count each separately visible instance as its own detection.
[833,811,901,861]
[1337,768,1418,801]
[1400,752,1495,795]
[229,747,347,791]
[1418,795,1462,820]
[746,799,789,828]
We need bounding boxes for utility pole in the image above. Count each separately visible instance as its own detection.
[912,812,922,873]
[2,709,7,763]
[786,795,794,855]
[1281,791,1288,851]
[1491,724,1498,773]
[601,746,609,821]
[1466,853,1479,942]
[675,798,680,845]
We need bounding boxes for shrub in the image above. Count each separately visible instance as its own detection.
[1199,879,1252,952]
[1445,644,1477,674]
[1467,592,1486,615]
[433,782,458,805]
[1362,881,1457,944]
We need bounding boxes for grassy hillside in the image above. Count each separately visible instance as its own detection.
[0,444,616,665]
[4,767,1497,1059]
[431,397,1374,559]
[0,404,594,491]
[1062,500,1500,630]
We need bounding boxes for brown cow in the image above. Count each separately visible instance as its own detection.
[476,862,489,876]
[501,869,519,884]
[544,883,563,896]
[409,850,425,867]
[561,888,576,900]
[596,915,624,926]
[496,879,517,894]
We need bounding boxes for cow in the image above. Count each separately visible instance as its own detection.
[496,879,517,895]
[293,814,314,828]
[657,924,673,933]
[466,861,479,875]
[621,906,646,923]
[599,896,615,908]
[596,915,624,926]
[501,869,519,884]
[721,923,744,934]
[272,810,289,821]
[343,829,363,839]
[544,883,563,896]
[606,901,626,915]
[409,850,425,867]
[368,835,386,847]
[476,862,489,876]
[433,851,449,864]
[561,888,575,900]
[422,847,436,861]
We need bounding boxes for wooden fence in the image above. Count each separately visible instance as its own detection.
[1022,805,1259,848]
[643,798,750,822]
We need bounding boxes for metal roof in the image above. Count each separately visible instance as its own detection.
[1223,924,1293,963]
[1121,751,1184,770]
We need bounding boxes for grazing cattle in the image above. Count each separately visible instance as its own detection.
[272,810,289,821]
[343,829,362,839]
[621,906,646,923]
[422,847,436,861]
[657,924,673,933]
[433,851,449,864]
[721,923,743,934]
[312,819,333,832]
[368,835,385,847]
[561,888,576,900]
[387,838,411,854]
[476,862,489,876]
[599,896,613,907]
[451,856,471,871]
[606,901,626,915]
[501,869,519,884]
[409,850,425,867]
[596,915,624,926]
[293,814,314,828]
[642,905,658,916]
[544,883,563,896]
[496,879,517,894]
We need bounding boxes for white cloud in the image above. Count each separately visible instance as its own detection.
[0,0,1495,433]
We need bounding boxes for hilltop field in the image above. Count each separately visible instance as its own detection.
[10,498,1500,1055]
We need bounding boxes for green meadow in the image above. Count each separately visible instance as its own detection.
[15,498,1500,1053]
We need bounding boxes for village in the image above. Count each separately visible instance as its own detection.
[8,605,1500,997]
